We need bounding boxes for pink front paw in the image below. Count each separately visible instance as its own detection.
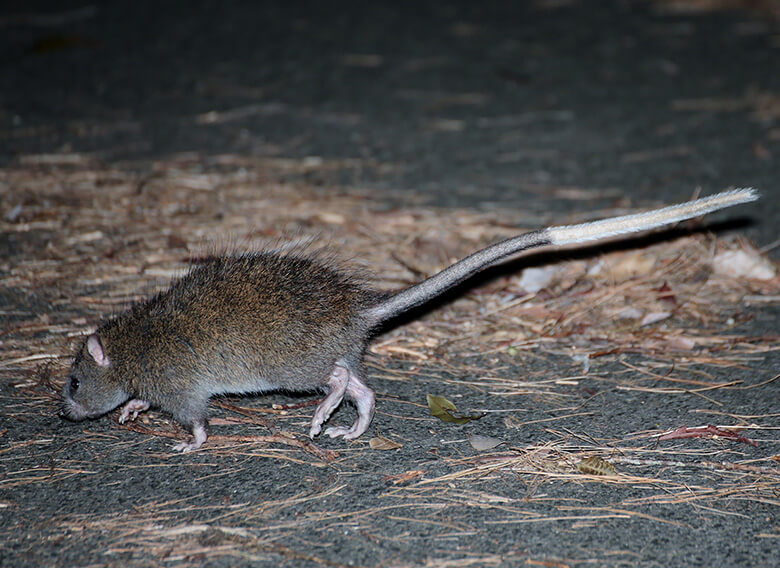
[118,399,150,424]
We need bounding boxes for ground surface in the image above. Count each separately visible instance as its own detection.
[0,1,778,567]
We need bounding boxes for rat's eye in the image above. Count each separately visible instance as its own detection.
[69,376,80,392]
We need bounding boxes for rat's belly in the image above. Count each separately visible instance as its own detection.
[210,378,279,396]
[200,349,334,394]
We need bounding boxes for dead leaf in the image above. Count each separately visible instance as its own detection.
[468,434,504,451]
[518,265,562,293]
[577,456,617,476]
[426,394,484,425]
[369,436,403,450]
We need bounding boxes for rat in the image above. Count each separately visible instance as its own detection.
[60,189,758,451]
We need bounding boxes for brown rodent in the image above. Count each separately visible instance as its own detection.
[61,189,758,451]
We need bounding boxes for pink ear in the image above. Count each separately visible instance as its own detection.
[87,334,110,367]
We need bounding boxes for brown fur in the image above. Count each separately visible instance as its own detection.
[63,250,383,435]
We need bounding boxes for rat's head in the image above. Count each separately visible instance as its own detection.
[61,334,129,421]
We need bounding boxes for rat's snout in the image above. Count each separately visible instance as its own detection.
[60,397,89,422]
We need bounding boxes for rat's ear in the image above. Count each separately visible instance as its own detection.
[87,334,110,367]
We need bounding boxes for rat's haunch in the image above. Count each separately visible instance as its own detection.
[61,189,758,451]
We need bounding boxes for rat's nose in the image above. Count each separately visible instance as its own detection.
[59,400,88,421]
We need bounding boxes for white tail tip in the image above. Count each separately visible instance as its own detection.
[548,188,759,246]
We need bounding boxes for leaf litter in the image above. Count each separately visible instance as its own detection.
[0,156,778,565]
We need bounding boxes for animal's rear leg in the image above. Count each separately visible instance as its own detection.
[324,372,375,440]
[309,363,350,438]
[173,420,207,453]
[170,397,209,453]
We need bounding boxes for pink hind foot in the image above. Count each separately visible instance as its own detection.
[323,373,375,440]
[173,422,207,453]
[309,362,376,440]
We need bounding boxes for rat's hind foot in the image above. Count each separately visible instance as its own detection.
[323,425,352,438]
[172,422,207,453]
[309,364,350,438]
[322,373,375,440]
[118,399,150,424]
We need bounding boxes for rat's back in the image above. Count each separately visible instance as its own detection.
[101,251,381,398]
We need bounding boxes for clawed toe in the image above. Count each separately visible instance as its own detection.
[118,399,150,424]
[324,425,356,439]
[172,423,207,453]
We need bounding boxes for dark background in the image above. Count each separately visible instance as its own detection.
[1,1,777,239]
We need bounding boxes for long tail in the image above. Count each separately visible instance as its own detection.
[363,188,758,325]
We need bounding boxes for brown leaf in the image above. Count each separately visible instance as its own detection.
[577,456,617,476]
[369,436,403,450]
[427,394,484,425]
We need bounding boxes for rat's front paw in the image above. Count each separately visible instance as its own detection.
[118,399,150,424]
